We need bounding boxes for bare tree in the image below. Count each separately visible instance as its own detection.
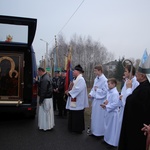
[50,34,114,87]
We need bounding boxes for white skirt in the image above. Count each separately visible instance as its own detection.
[38,98,55,131]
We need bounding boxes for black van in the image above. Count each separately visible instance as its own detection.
[0,15,38,118]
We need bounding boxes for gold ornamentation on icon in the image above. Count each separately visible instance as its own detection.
[0,56,18,78]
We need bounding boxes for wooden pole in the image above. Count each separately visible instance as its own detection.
[55,35,59,70]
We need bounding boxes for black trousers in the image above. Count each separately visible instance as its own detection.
[68,109,85,133]
[57,94,64,116]
[63,95,68,115]
[52,92,57,111]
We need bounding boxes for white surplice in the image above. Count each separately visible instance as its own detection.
[65,74,89,132]
[66,74,89,110]
[116,76,139,143]
[104,87,120,146]
[89,74,108,136]
[38,98,55,131]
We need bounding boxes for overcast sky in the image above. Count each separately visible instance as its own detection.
[1,0,150,62]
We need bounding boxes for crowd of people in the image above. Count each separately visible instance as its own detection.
[35,50,150,150]
[35,64,89,133]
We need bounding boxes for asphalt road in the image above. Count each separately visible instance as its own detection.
[0,111,117,150]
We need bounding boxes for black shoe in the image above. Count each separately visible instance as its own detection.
[76,131,82,134]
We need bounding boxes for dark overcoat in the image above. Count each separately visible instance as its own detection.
[118,80,150,150]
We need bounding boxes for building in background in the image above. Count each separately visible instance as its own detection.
[103,60,118,78]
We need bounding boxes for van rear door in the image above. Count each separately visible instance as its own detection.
[0,15,37,108]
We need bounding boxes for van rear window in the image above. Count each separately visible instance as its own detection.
[0,23,28,43]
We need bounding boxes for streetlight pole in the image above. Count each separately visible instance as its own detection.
[40,38,49,70]
[40,39,49,59]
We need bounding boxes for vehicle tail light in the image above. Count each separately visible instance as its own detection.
[28,107,32,111]
[32,83,37,98]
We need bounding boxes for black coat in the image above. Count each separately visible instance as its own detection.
[118,80,150,150]
[38,73,53,104]
[52,76,60,89]
[58,77,65,94]
[52,76,65,95]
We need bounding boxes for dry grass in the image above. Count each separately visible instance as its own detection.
[84,101,92,126]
